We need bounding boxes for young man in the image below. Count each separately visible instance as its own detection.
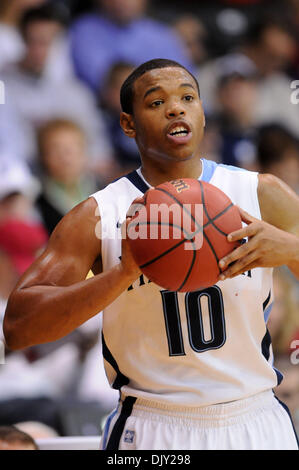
[4,59,299,450]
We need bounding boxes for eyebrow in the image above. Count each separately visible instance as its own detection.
[143,82,197,100]
[143,86,162,99]
[179,83,196,91]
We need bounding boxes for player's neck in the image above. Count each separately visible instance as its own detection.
[139,158,203,187]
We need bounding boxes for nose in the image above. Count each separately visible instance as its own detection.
[165,100,185,119]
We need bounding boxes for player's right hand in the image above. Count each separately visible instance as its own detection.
[120,218,142,280]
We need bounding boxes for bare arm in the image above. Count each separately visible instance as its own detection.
[4,198,141,350]
[218,173,299,280]
[258,174,299,278]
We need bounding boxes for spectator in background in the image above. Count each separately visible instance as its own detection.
[0,0,45,71]
[0,3,114,175]
[198,17,299,139]
[36,119,100,234]
[256,124,299,194]
[0,425,38,450]
[70,0,192,94]
[99,62,141,173]
[172,15,208,67]
[267,268,299,357]
[287,0,299,77]
[216,65,259,168]
[274,355,299,434]
[0,0,74,81]
[244,16,296,78]
[0,162,47,276]
[0,251,18,342]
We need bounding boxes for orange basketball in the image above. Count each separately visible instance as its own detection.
[127,178,242,292]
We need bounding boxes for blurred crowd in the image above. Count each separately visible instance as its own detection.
[0,0,298,444]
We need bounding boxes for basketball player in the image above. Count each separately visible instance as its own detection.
[4,59,299,450]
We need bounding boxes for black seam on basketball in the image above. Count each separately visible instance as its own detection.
[134,186,230,276]
[143,191,149,206]
[155,187,220,270]
[203,203,234,235]
[128,219,195,238]
[176,242,197,291]
[128,219,202,270]
[128,220,198,244]
[155,187,203,230]
[198,180,233,236]
[203,231,220,267]
[140,237,187,269]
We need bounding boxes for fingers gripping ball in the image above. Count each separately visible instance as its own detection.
[126,178,242,292]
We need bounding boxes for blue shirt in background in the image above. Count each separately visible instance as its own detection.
[70,14,193,92]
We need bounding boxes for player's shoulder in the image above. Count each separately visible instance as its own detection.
[44,197,101,261]
[257,173,282,192]
[53,197,99,235]
[257,173,292,210]
[201,158,256,182]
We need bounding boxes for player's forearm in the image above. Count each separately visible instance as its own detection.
[4,264,137,350]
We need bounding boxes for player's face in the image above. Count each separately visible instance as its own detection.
[122,67,205,163]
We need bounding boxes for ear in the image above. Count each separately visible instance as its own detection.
[120,112,136,139]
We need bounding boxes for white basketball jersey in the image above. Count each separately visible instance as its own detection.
[90,158,281,407]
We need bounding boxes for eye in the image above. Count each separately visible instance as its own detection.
[183,95,194,102]
[151,100,164,107]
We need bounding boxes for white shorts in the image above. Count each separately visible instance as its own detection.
[101,390,298,450]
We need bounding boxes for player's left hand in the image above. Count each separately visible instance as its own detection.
[218,206,299,280]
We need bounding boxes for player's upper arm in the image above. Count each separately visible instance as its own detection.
[16,197,101,291]
[258,173,299,237]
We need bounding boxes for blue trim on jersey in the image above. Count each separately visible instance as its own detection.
[261,292,283,386]
[274,367,283,386]
[102,407,118,450]
[263,290,271,311]
[264,302,273,323]
[200,159,246,184]
[200,158,218,183]
[125,170,150,194]
[218,163,247,172]
[261,330,283,386]
[102,333,130,389]
[261,329,271,361]
[106,396,137,450]
[123,160,247,191]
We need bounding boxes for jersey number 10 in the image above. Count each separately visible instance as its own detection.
[161,286,226,356]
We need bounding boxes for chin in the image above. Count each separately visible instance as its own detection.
[145,144,198,163]
[168,148,197,162]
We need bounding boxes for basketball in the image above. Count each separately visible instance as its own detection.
[127,178,242,292]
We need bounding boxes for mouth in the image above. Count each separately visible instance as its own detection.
[166,120,192,145]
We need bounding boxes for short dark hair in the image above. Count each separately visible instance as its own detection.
[246,15,296,46]
[0,426,39,450]
[20,3,69,38]
[120,58,200,114]
[257,123,299,171]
